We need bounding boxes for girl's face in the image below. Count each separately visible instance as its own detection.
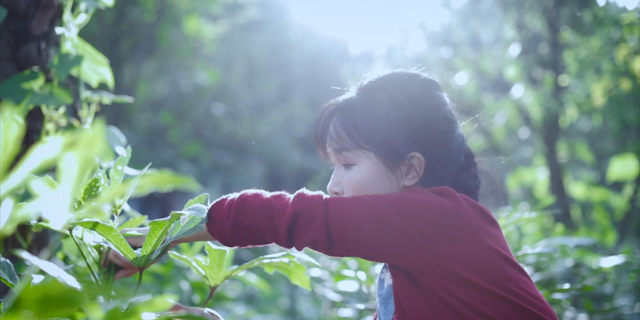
[326,147,403,197]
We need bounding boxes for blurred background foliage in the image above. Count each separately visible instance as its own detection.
[0,0,639,319]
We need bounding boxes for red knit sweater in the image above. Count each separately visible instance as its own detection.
[205,186,558,320]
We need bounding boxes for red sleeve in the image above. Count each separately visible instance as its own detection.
[206,187,465,271]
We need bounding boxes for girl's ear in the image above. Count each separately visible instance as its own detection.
[400,152,426,188]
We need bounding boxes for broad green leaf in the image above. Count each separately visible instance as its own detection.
[229,252,311,290]
[161,204,208,252]
[82,89,134,105]
[65,36,114,89]
[109,146,132,186]
[119,214,148,230]
[184,193,210,209]
[13,277,84,318]
[0,70,43,105]
[15,250,81,289]
[0,135,65,198]
[236,270,272,294]
[0,201,39,237]
[27,84,73,107]
[54,53,83,81]
[169,251,206,279]
[0,254,19,288]
[113,163,151,216]
[261,259,310,291]
[74,176,101,209]
[78,0,115,10]
[201,242,230,287]
[95,169,201,206]
[71,220,138,263]
[0,101,27,180]
[136,213,181,267]
[606,153,640,183]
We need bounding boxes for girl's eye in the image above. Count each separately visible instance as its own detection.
[343,164,355,170]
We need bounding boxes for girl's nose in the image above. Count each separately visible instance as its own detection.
[327,176,343,197]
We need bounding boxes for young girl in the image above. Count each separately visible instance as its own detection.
[109,70,558,320]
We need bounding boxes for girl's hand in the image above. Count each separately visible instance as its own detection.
[170,302,223,320]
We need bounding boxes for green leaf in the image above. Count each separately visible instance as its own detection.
[28,84,73,107]
[66,36,114,89]
[0,254,19,288]
[109,146,132,186]
[113,163,151,216]
[229,251,311,290]
[0,5,7,24]
[74,176,101,209]
[82,89,134,105]
[15,250,81,289]
[0,101,27,180]
[184,193,210,209]
[169,251,206,280]
[136,213,181,267]
[95,169,201,206]
[54,53,83,81]
[13,277,84,318]
[0,70,43,105]
[119,214,148,230]
[236,270,272,294]
[606,152,640,183]
[161,204,208,252]
[201,242,231,287]
[0,135,66,198]
[71,220,138,263]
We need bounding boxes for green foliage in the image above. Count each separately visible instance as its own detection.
[14,250,81,290]
[0,254,18,288]
[606,152,639,183]
[170,242,315,308]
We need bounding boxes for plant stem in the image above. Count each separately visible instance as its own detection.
[202,286,217,308]
[132,269,144,297]
[124,269,144,312]
[15,231,29,249]
[70,232,100,284]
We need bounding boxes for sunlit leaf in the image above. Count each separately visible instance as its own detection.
[15,250,81,289]
[184,193,210,209]
[201,242,231,287]
[63,36,114,89]
[229,251,311,290]
[235,270,272,294]
[0,101,27,180]
[75,176,102,209]
[13,277,84,318]
[83,89,134,105]
[136,213,181,267]
[161,204,208,252]
[71,220,138,263]
[109,145,132,186]
[0,253,19,288]
[113,163,151,215]
[0,135,65,198]
[606,152,640,183]
[169,251,206,280]
[119,214,148,230]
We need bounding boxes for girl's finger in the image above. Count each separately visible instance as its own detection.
[114,268,138,280]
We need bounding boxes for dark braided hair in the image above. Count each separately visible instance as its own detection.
[314,69,481,201]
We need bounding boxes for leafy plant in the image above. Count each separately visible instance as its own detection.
[170,243,318,307]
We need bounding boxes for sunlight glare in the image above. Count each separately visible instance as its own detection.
[282,0,451,55]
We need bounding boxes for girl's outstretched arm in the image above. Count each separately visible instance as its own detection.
[206,186,476,273]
